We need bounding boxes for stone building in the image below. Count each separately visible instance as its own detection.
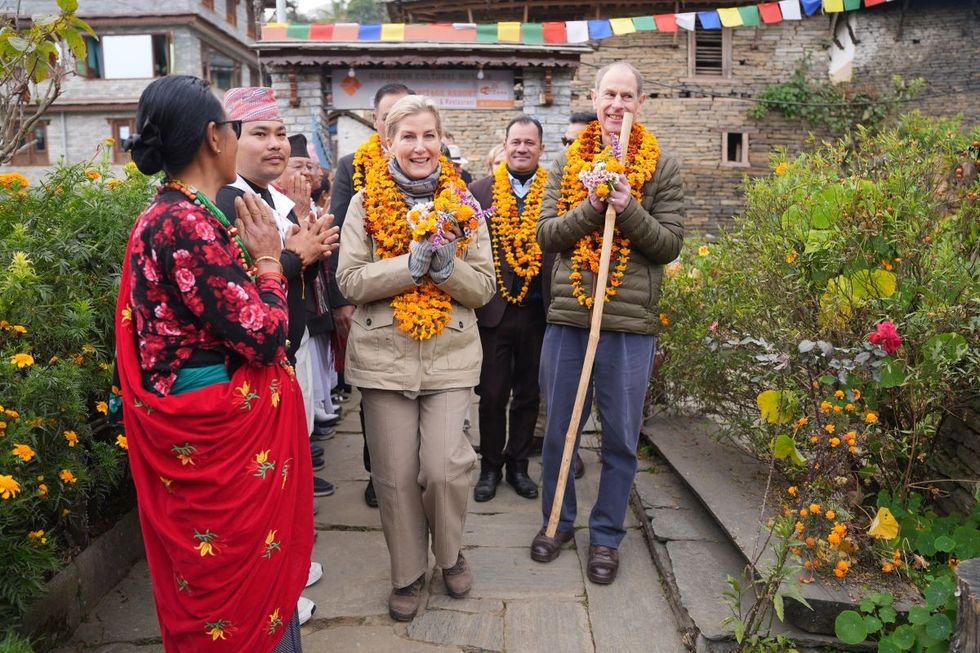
[261,0,977,231]
[2,0,261,180]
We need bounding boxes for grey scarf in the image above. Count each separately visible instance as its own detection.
[388,158,441,207]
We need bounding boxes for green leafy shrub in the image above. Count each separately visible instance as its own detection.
[657,112,979,589]
[0,150,156,627]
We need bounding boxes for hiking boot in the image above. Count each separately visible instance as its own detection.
[388,575,424,621]
[442,553,472,599]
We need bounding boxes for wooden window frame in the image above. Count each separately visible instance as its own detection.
[226,0,239,28]
[687,28,732,81]
[201,0,214,10]
[245,0,256,38]
[202,46,242,90]
[9,122,50,166]
[721,131,750,168]
[108,118,137,165]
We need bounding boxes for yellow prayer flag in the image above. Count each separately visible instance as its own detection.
[380,23,406,41]
[498,22,521,42]
[717,8,744,28]
[823,0,845,11]
[609,18,637,35]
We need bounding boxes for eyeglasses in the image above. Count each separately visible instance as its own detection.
[216,119,243,139]
[561,137,574,147]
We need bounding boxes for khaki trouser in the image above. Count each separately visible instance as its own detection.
[361,388,478,588]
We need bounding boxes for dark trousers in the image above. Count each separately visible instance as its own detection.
[539,324,655,548]
[477,304,546,473]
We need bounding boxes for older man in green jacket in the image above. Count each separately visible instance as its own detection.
[529,61,684,585]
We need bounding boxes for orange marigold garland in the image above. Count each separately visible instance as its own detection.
[490,163,547,304]
[351,133,384,193]
[557,121,660,308]
[361,154,478,340]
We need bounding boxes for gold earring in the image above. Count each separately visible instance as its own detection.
[217,148,222,153]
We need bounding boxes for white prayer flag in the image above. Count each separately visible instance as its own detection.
[675,13,697,31]
[566,21,590,43]
[778,1,803,20]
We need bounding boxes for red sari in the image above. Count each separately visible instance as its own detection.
[115,199,313,652]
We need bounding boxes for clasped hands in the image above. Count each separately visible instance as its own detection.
[408,222,463,283]
[285,207,340,268]
[589,173,632,216]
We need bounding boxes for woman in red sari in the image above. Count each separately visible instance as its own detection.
[116,75,313,652]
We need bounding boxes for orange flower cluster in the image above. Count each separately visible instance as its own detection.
[557,121,660,309]
[0,172,29,190]
[351,133,384,194]
[362,153,472,340]
[489,163,547,304]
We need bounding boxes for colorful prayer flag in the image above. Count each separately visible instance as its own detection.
[698,11,722,29]
[332,23,359,40]
[779,0,804,20]
[759,3,783,23]
[588,19,613,40]
[717,8,744,27]
[824,0,845,11]
[566,20,590,43]
[262,23,287,40]
[380,23,405,41]
[609,17,636,35]
[675,13,697,31]
[737,6,763,26]
[476,23,497,42]
[358,24,381,40]
[498,22,521,42]
[309,23,333,40]
[654,14,679,32]
[844,0,861,8]
[522,23,544,44]
[543,21,568,43]
[632,16,657,31]
[801,0,823,15]
[286,24,311,39]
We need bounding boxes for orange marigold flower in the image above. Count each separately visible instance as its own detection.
[658,313,670,326]
[820,401,832,412]
[809,435,819,444]
[96,401,109,415]
[809,503,821,514]
[10,353,34,368]
[0,474,21,499]
[825,510,836,520]
[12,443,35,462]
[829,437,841,447]
[787,486,798,496]
[774,162,789,176]
[64,430,78,447]
[800,508,809,517]
[116,434,128,450]
[828,532,842,546]
[795,417,808,427]
[851,389,862,400]
[882,562,894,572]
[785,249,798,264]
[824,424,835,434]
[844,403,855,412]
[834,390,845,398]
[59,469,77,484]
[865,411,878,424]
[84,170,101,180]
[27,529,47,545]
[805,537,816,547]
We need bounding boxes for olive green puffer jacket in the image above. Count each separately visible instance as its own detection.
[537,147,685,336]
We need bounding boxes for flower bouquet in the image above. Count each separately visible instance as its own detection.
[406,186,489,247]
[577,133,625,199]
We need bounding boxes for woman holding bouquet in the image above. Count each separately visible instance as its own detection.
[337,95,495,621]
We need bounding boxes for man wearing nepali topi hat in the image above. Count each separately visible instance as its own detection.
[215,87,339,628]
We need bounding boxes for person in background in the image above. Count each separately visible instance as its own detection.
[563,111,598,148]
[337,95,495,622]
[483,143,505,178]
[118,74,313,651]
[446,143,473,185]
[469,115,552,503]
[329,82,414,509]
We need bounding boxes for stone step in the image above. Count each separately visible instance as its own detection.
[631,450,874,652]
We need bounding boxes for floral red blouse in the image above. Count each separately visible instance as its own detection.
[127,190,288,396]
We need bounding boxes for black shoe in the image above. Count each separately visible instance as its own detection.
[311,456,325,472]
[310,443,324,458]
[364,479,378,508]
[574,453,585,480]
[311,425,336,441]
[505,469,538,499]
[473,469,502,502]
[316,414,341,428]
[313,477,335,497]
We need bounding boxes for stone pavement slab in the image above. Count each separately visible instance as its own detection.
[68,560,159,647]
[303,530,393,620]
[504,599,593,653]
[302,624,462,652]
[407,608,504,650]
[430,545,583,600]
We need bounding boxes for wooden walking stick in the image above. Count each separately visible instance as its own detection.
[545,111,634,539]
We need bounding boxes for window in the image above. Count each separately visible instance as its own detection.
[109,118,137,165]
[9,123,49,166]
[203,48,241,90]
[721,132,749,167]
[75,34,170,79]
[689,28,732,79]
[245,0,256,38]
[226,0,238,27]
[202,0,214,9]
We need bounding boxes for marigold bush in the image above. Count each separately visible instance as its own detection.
[658,112,979,590]
[0,155,155,627]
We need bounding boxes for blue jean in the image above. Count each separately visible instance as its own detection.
[539,324,655,548]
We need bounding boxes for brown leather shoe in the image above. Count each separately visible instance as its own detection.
[442,553,473,598]
[388,575,424,621]
[530,527,575,563]
[587,545,619,584]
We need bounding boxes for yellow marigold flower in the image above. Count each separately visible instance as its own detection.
[775,162,789,176]
[795,417,808,427]
[5,409,19,418]
[785,249,798,264]
[810,435,819,443]
[12,325,26,334]
[851,389,862,400]
[0,474,21,499]
[0,172,29,189]
[104,137,115,146]
[865,411,878,424]
[12,443,36,462]
[28,529,47,545]
[38,483,48,497]
[63,430,78,447]
[848,446,859,454]
[800,508,809,517]
[832,405,842,413]
[824,424,835,434]
[833,523,847,536]
[825,510,836,520]
[820,401,831,412]
[834,390,845,398]
[59,469,77,484]
[882,562,894,573]
[844,403,855,412]
[803,559,812,569]
[0,420,7,431]
[794,521,804,532]
[658,313,670,326]
[828,532,842,546]
[829,437,841,447]
[84,170,101,180]
[787,486,798,496]
[10,353,34,368]
[116,435,128,450]
[809,503,821,514]
[107,178,124,190]
[96,401,109,415]
[698,245,710,257]
[81,344,96,353]
[833,560,850,578]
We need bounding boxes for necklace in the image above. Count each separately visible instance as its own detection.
[557,121,660,308]
[489,163,547,304]
[352,133,384,193]
[162,179,255,277]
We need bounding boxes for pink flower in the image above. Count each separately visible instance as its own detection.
[868,320,902,354]
[239,304,264,331]
[174,268,196,293]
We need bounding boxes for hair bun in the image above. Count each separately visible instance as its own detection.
[127,122,165,175]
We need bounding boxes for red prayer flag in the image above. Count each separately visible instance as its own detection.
[654,14,678,32]
[543,21,567,43]
[864,0,887,5]
[758,3,783,23]
[309,23,334,40]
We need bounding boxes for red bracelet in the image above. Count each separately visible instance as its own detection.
[257,271,287,286]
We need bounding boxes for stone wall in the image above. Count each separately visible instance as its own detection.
[931,402,980,516]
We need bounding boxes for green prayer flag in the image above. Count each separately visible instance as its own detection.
[632,16,657,31]
[286,23,310,39]
[476,23,497,42]
[522,23,544,44]
[737,6,762,26]
[844,0,861,9]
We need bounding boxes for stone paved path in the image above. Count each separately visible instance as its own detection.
[55,392,686,652]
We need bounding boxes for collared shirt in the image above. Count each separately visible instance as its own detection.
[509,172,536,200]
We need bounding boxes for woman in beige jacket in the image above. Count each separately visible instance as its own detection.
[337,95,495,622]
